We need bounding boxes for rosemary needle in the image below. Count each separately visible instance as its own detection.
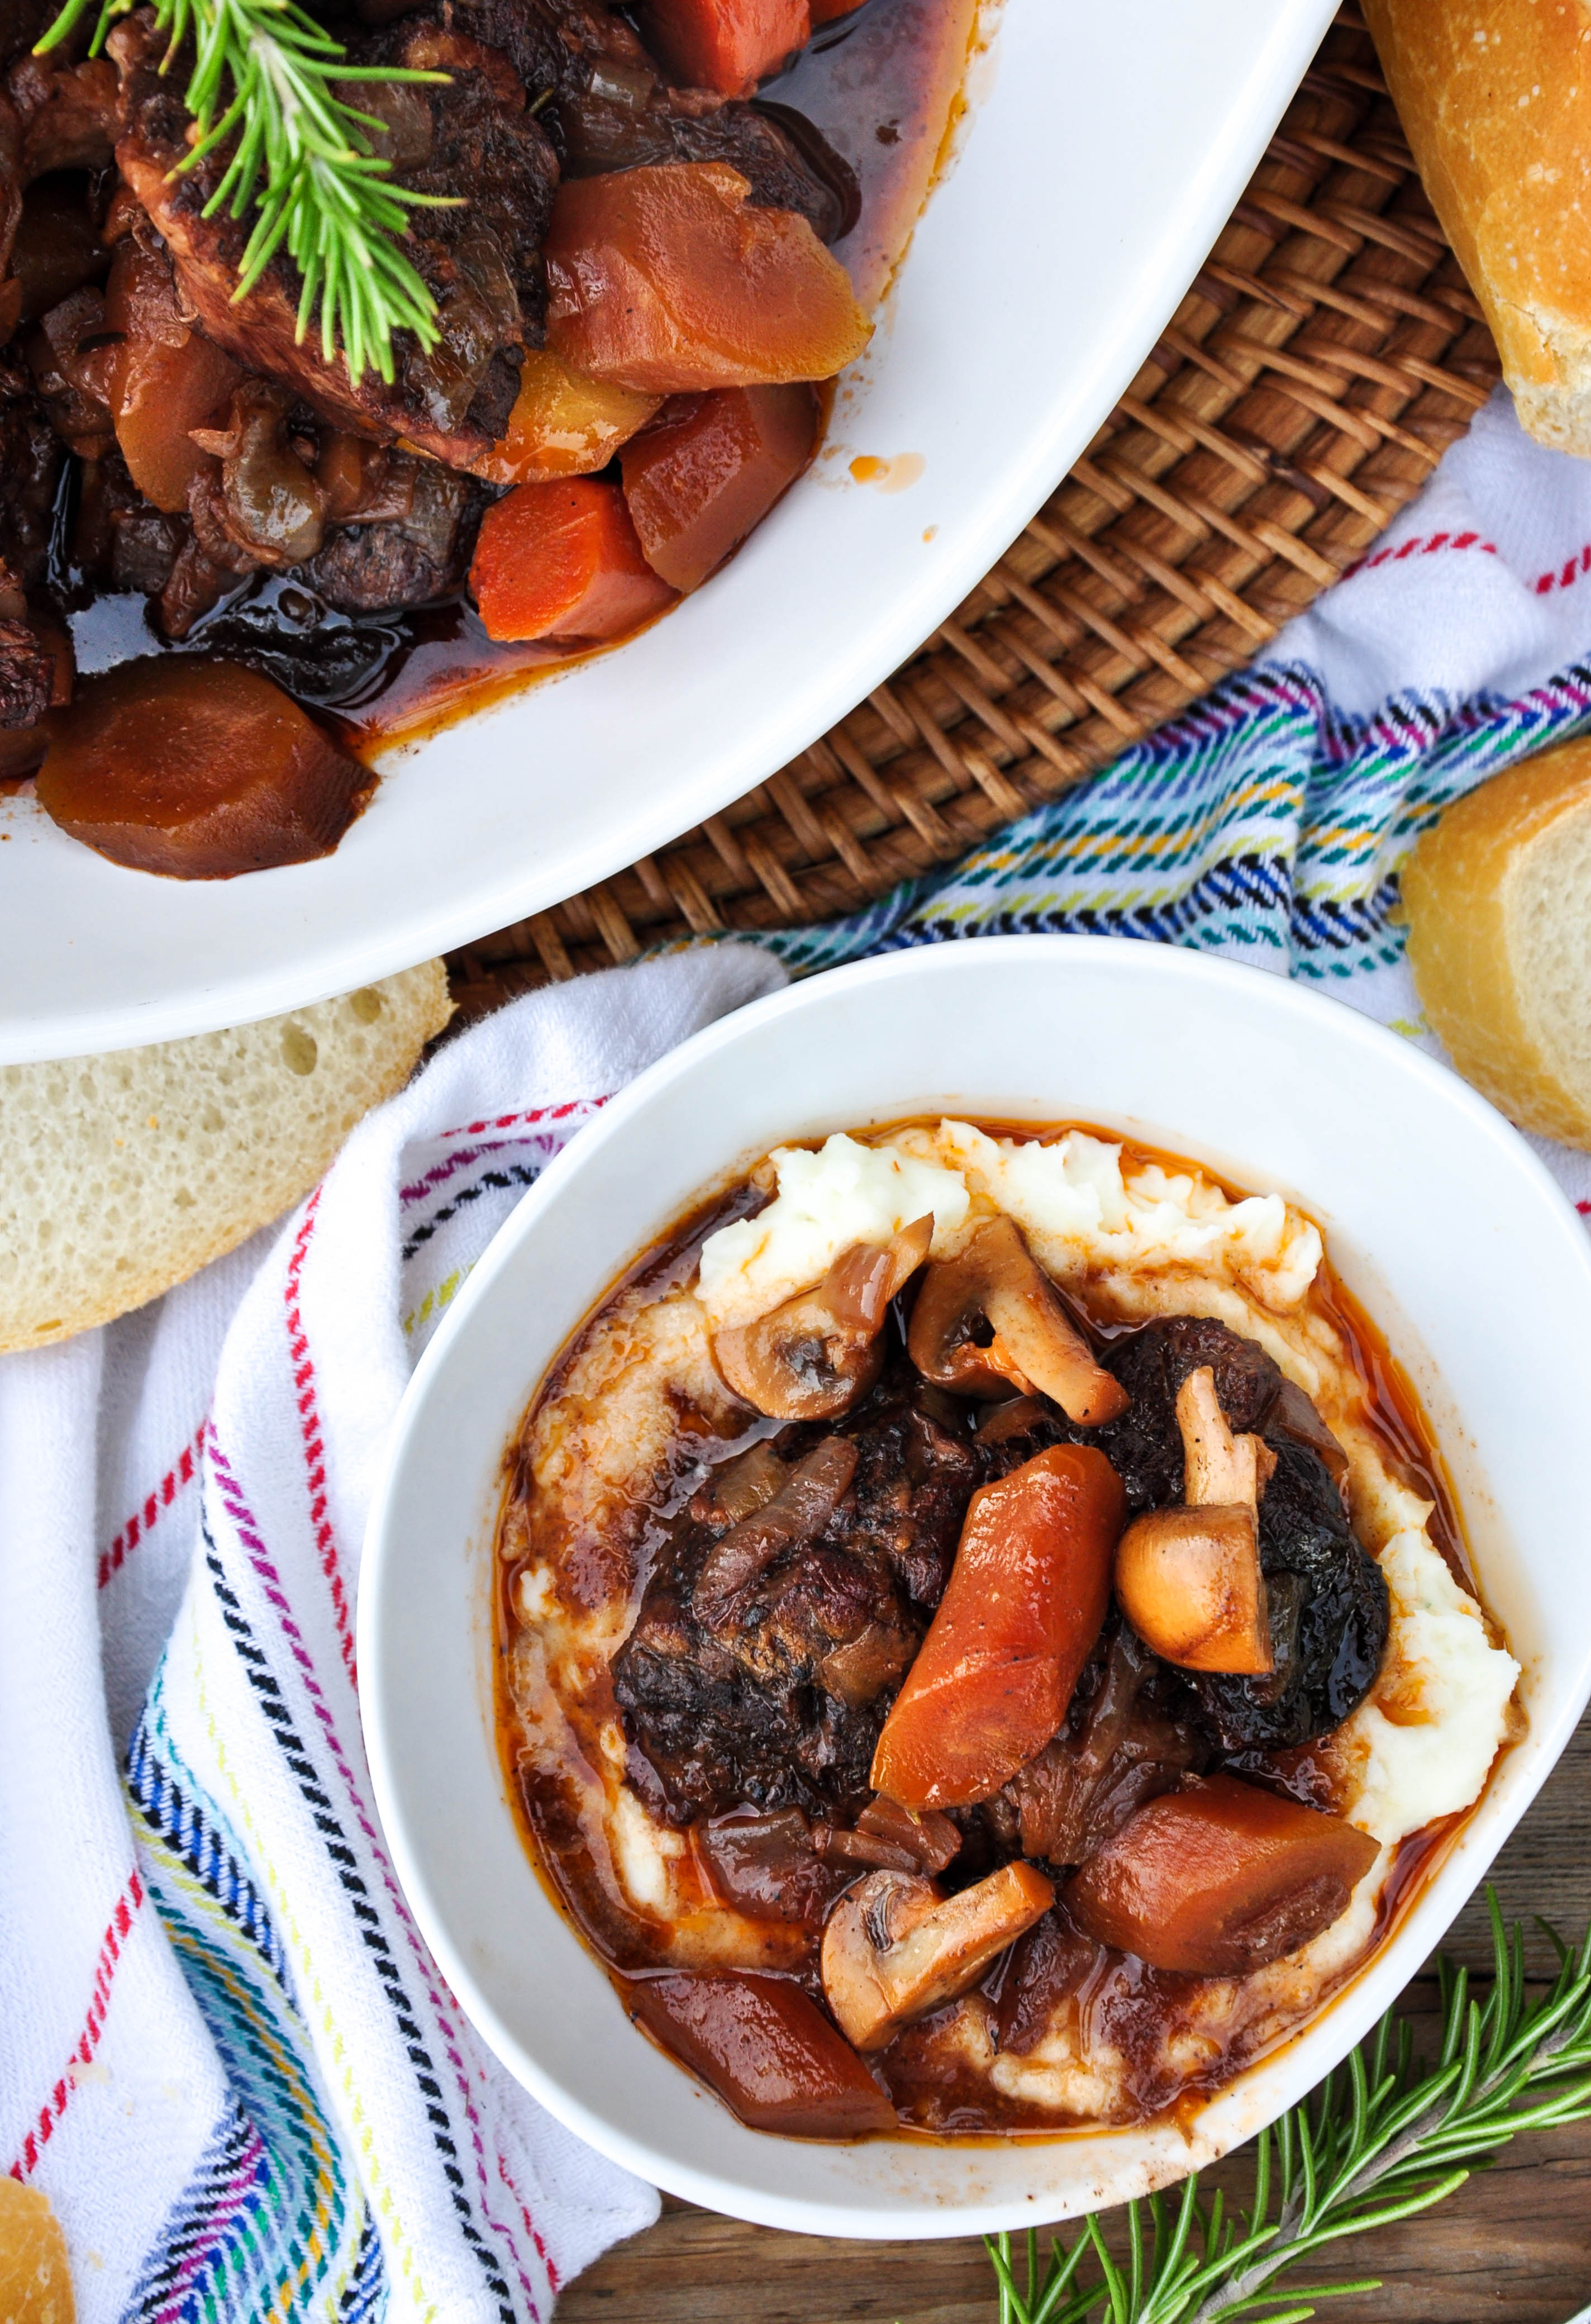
[34,0,460,382]
[985,1888,1591,2324]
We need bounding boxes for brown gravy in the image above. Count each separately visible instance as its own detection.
[493,1123,1499,2141]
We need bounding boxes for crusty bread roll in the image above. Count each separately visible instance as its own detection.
[1362,0,1591,457]
[0,2179,73,2324]
[1402,738,1591,1146]
[0,962,452,1351]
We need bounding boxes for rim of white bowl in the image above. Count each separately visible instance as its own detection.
[360,936,1591,2235]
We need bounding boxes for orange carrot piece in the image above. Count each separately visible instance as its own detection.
[871,1446,1126,1810]
[469,477,678,644]
[620,384,817,591]
[627,1973,895,2137]
[641,0,810,93]
[1063,1775,1380,1975]
[545,163,871,395]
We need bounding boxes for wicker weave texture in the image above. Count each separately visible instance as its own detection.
[446,4,1499,1013]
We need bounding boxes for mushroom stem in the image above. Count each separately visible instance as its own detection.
[1176,1366,1275,1509]
[712,1215,934,1420]
[820,1861,1054,2050]
[907,1216,1128,1426]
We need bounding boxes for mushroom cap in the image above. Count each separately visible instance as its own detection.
[712,1216,933,1420]
[1114,1502,1273,1675]
[906,1215,1128,1427]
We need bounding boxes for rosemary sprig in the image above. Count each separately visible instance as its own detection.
[35,0,459,381]
[986,1890,1591,2324]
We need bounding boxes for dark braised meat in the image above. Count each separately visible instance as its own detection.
[0,612,51,727]
[614,1357,982,1824]
[1,359,64,592]
[299,463,486,614]
[110,6,558,467]
[453,0,856,241]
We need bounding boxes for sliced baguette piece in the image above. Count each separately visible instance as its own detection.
[1403,739,1591,1146]
[0,962,452,1352]
[1362,0,1591,457]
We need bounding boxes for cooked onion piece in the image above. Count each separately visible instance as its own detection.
[1116,1365,1276,1676]
[472,349,661,486]
[906,1215,1128,1425]
[692,1434,859,1628]
[821,1861,1054,2050]
[1063,1774,1379,1975]
[712,1214,932,1419]
[871,1444,1125,1809]
[627,1972,896,2136]
[544,163,871,394]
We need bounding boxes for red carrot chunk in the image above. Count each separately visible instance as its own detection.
[36,658,368,877]
[627,1972,896,2137]
[545,163,871,395]
[641,0,810,94]
[469,477,678,644]
[1063,1775,1380,1975]
[870,1445,1125,1810]
[620,385,817,591]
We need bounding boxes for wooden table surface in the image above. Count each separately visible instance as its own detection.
[559,1708,1591,2324]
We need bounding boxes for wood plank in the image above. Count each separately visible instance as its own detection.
[559,1703,1591,2322]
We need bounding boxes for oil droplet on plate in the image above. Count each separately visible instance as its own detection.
[922,525,939,543]
[850,452,927,493]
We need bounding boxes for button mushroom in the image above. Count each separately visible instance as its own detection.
[1114,1366,1275,1675]
[712,1215,934,1420]
[906,1216,1128,1425]
[820,1860,1054,2050]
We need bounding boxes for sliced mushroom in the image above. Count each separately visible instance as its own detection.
[820,1860,1054,2050]
[1114,1366,1273,1674]
[691,1436,858,1630]
[906,1216,1128,1427]
[712,1214,935,1420]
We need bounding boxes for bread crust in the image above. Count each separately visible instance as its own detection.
[1403,738,1591,1144]
[0,961,452,1351]
[1363,0,1591,454]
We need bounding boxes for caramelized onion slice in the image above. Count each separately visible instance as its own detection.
[1063,1774,1379,1976]
[907,1216,1128,1426]
[1115,1504,1273,1675]
[627,1972,895,2136]
[691,1434,857,1627]
[713,1214,933,1420]
[820,1861,1054,2050]
[871,1444,1125,1809]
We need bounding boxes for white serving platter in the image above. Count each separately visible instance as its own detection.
[0,0,1338,1062]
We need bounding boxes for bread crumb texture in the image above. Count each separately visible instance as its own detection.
[0,2179,74,2324]
[0,961,452,1351]
[1403,738,1591,1144]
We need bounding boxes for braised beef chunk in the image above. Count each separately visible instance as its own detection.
[1,362,64,592]
[110,6,558,468]
[0,612,51,726]
[480,0,858,241]
[614,1356,982,1825]
[298,465,487,614]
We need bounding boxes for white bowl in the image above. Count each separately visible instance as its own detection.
[360,935,1591,2238]
[0,0,1338,1065]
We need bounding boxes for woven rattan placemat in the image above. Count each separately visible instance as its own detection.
[444,2,1500,1016]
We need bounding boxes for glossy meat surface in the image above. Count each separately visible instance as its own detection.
[613,1356,981,1823]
